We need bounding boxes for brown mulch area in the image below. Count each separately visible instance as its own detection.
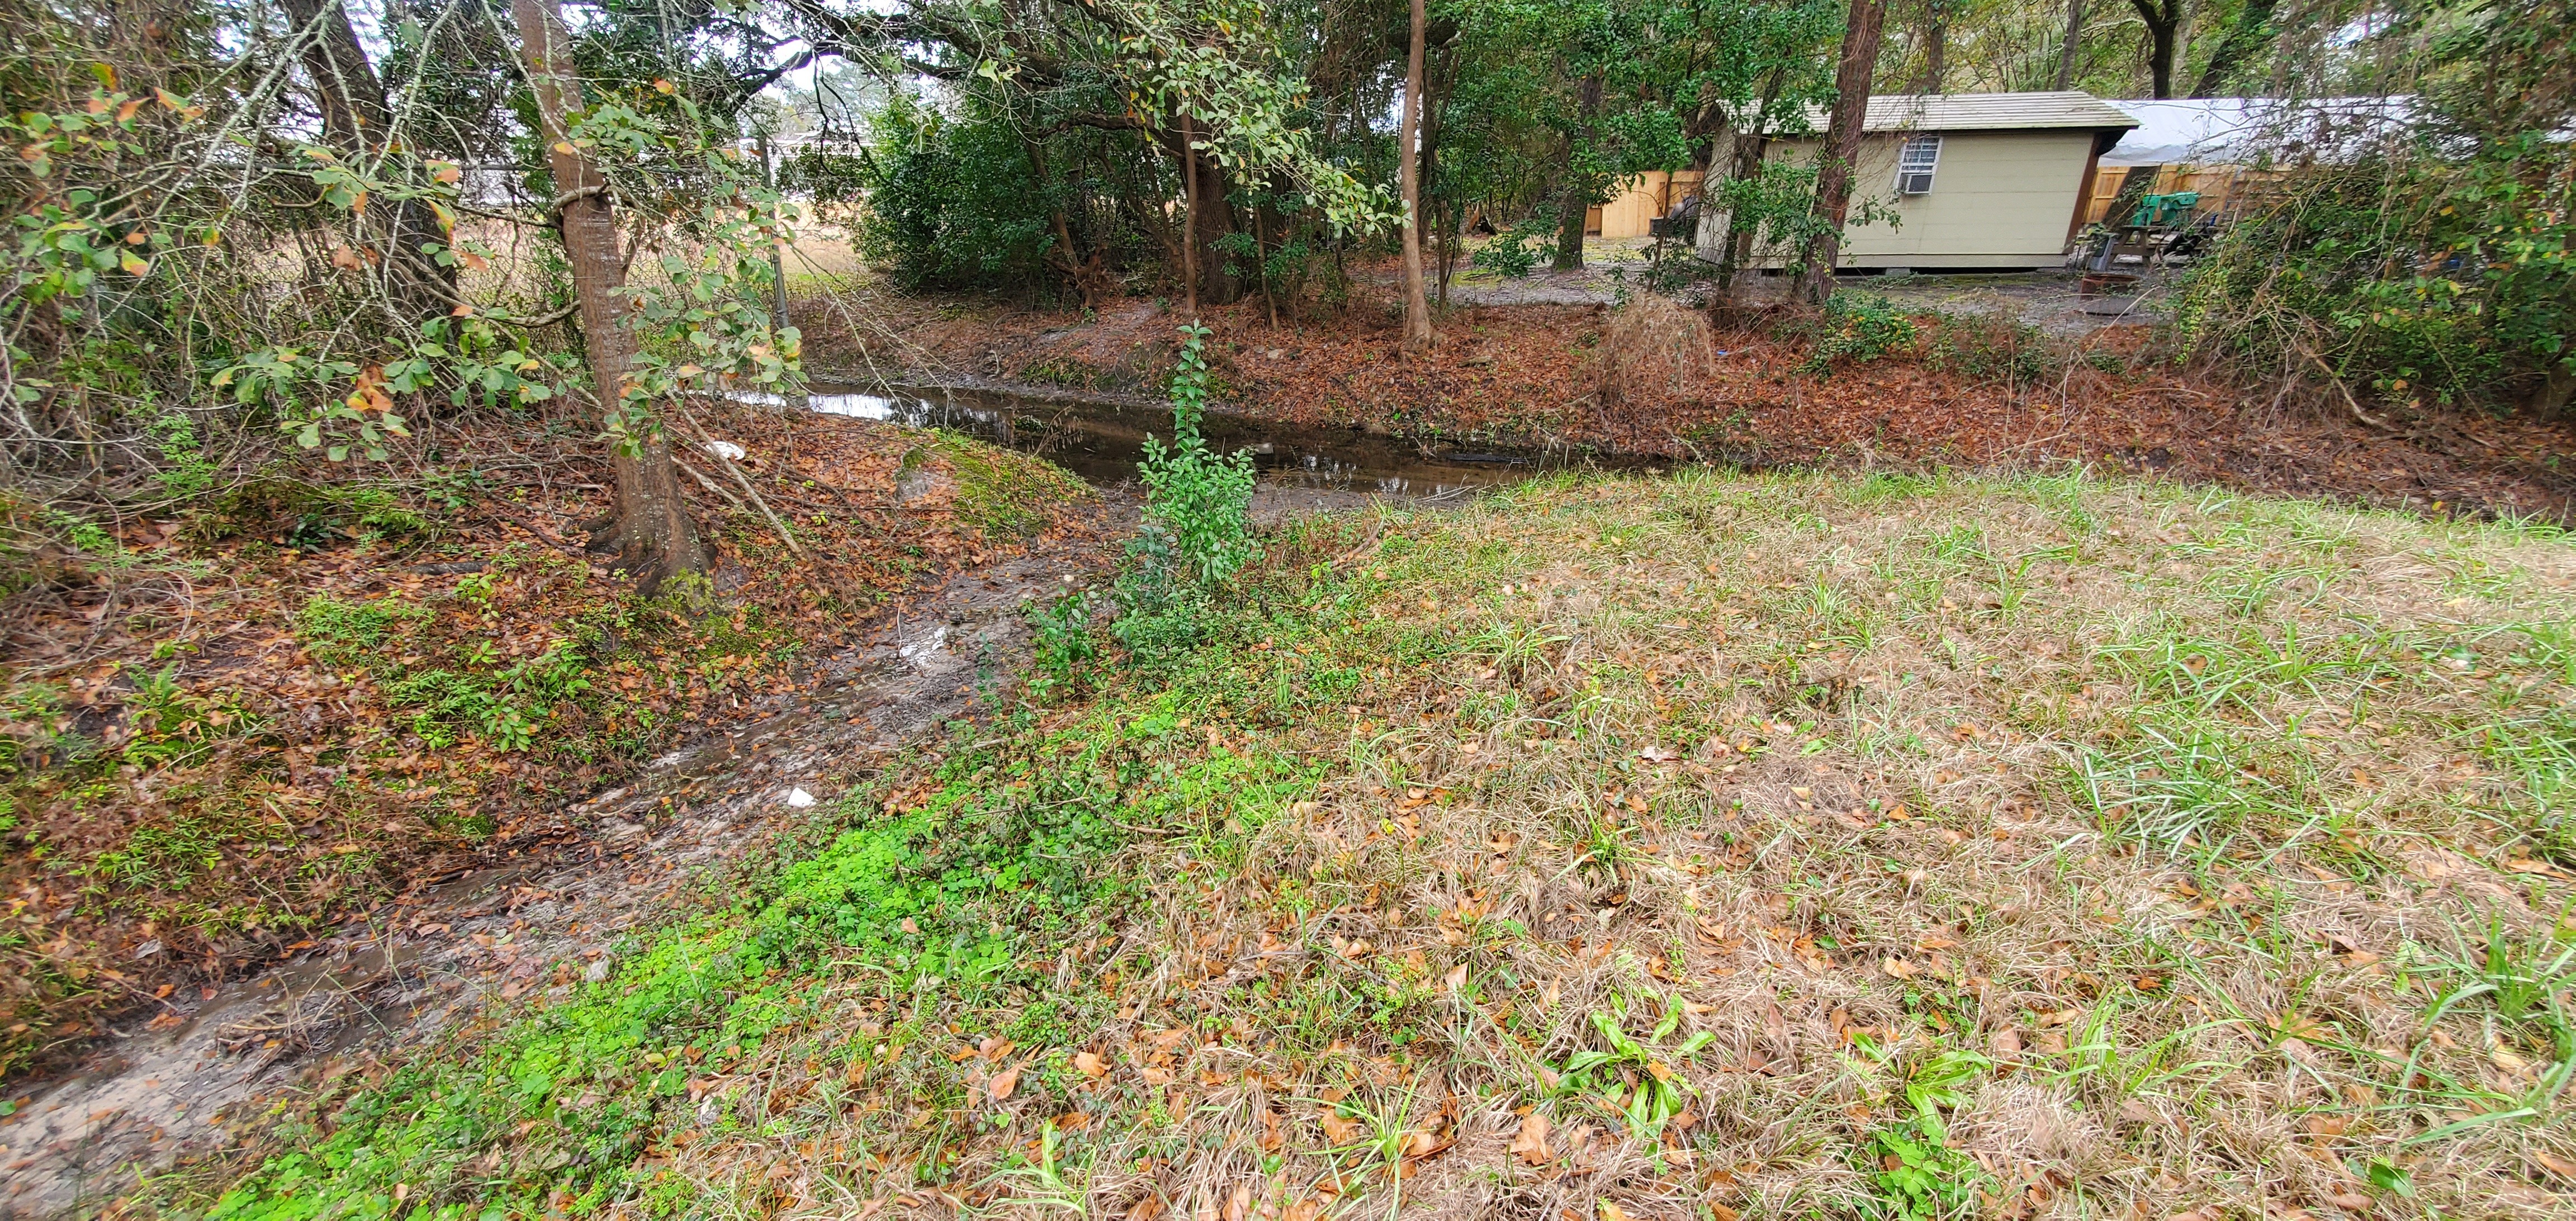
[0,405,1102,1078]
[814,285,2576,522]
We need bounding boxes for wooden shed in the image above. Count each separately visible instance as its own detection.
[1589,171,1705,239]
[1702,92,2138,271]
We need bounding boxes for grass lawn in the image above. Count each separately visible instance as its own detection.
[195,468,2575,1221]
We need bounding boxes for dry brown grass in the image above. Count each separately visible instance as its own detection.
[1590,293,1713,411]
[626,470,2576,1220]
[193,468,2576,1221]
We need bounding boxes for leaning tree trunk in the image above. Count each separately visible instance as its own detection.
[2191,0,2277,97]
[512,0,706,595]
[280,0,456,322]
[1710,68,1787,296]
[1398,0,1436,353]
[2128,0,2184,98]
[2054,0,2086,91]
[1797,0,1886,305]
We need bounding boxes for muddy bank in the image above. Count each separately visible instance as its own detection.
[809,290,2576,522]
[0,406,1113,1085]
[0,507,1124,1218]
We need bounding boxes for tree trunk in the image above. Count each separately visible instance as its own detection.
[1710,69,1787,296]
[1181,110,1199,317]
[1692,111,1729,257]
[1714,131,1772,292]
[2191,0,2277,97]
[2128,0,2184,98]
[2054,0,2086,90]
[1427,113,1453,310]
[1169,115,1242,309]
[1796,0,1885,305]
[1190,153,1242,306]
[280,0,385,149]
[1252,203,1277,325]
[756,132,805,410]
[280,0,456,321]
[1908,3,1947,94]
[512,0,706,596]
[1424,37,1455,310]
[1552,73,1604,271]
[1399,0,1435,353]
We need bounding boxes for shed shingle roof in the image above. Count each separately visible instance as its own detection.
[1791,92,2140,134]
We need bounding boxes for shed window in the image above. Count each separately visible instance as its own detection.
[1895,135,1942,195]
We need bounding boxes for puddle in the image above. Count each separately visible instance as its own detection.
[756,378,1617,500]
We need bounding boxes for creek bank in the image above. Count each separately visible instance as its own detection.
[0,506,1128,1219]
[813,291,2576,521]
[0,408,1104,1087]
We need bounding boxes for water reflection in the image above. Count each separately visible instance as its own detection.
[744,380,1591,502]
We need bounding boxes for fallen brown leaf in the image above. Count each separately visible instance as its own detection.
[1511,1110,1552,1165]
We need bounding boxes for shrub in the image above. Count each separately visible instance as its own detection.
[1113,325,1258,658]
[857,93,1058,294]
[1925,309,2058,389]
[1800,290,1919,373]
[1024,590,1100,699]
[1469,216,1560,280]
[2175,1,2574,415]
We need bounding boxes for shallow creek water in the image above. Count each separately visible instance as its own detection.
[778,377,1606,515]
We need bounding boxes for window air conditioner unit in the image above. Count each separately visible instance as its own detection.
[1894,135,1942,196]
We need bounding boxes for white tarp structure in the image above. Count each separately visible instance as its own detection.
[2101,97,2417,167]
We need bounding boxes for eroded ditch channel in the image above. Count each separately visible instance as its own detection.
[1,379,1607,1218]
[784,376,1606,520]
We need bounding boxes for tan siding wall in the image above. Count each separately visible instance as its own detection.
[1596,171,1706,239]
[1763,130,2097,267]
